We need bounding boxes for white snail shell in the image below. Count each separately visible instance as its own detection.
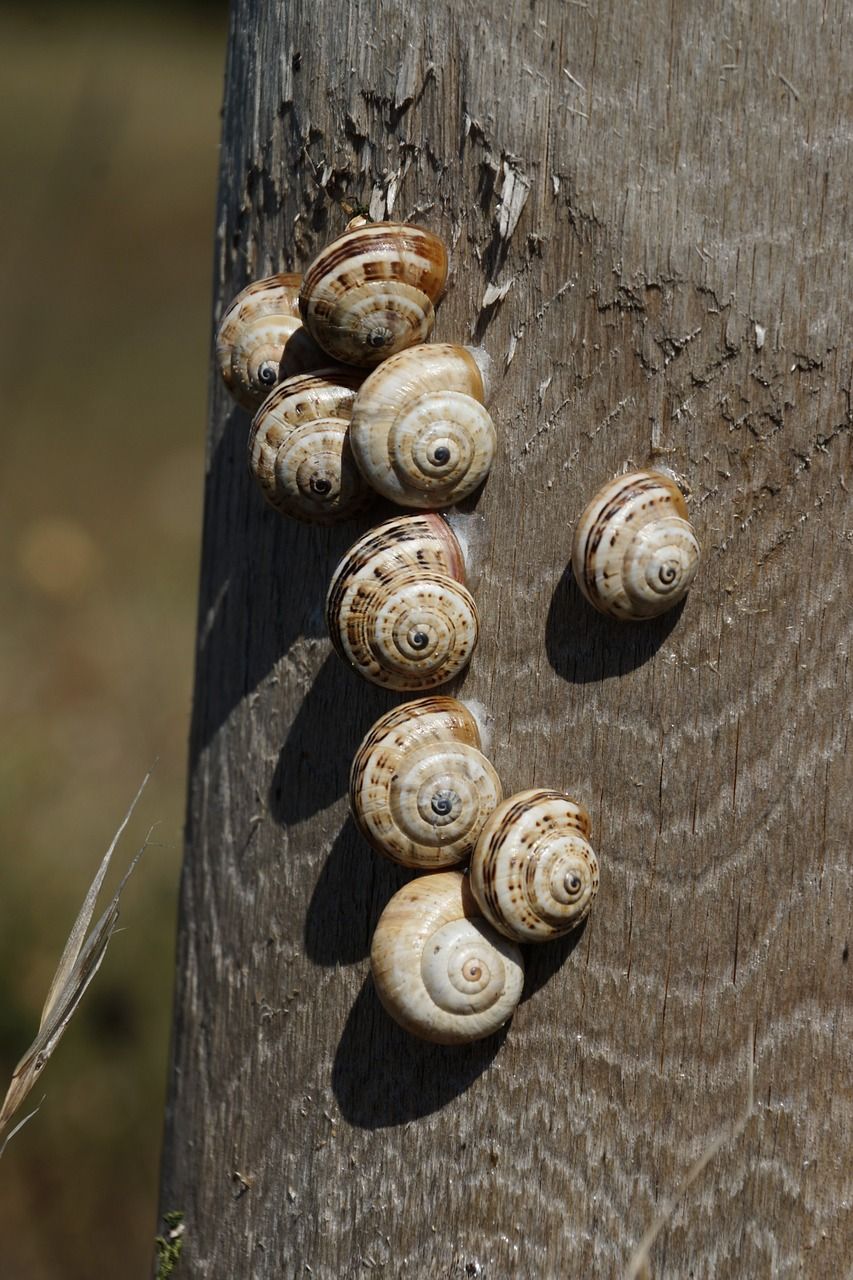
[349,344,497,508]
[299,221,448,367]
[572,469,700,620]
[326,514,479,691]
[350,697,502,869]
[469,789,599,942]
[370,871,524,1044]
[247,368,373,523]
[216,273,326,410]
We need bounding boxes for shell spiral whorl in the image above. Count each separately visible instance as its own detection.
[216,273,324,410]
[247,369,372,523]
[572,469,700,620]
[370,871,525,1044]
[326,515,479,690]
[349,344,497,508]
[469,789,599,942]
[299,222,448,367]
[350,698,502,868]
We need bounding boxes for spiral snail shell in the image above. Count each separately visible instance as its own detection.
[247,368,373,523]
[348,344,497,508]
[572,469,700,620]
[350,698,502,869]
[370,871,524,1044]
[299,221,448,367]
[469,789,599,942]
[326,514,479,690]
[216,273,325,410]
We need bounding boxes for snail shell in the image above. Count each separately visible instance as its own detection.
[370,871,524,1044]
[216,273,325,410]
[572,469,700,620]
[349,344,497,508]
[469,789,599,942]
[350,697,502,869]
[247,368,373,523]
[299,221,448,367]
[326,514,479,690]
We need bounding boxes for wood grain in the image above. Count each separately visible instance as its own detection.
[159,1,852,1275]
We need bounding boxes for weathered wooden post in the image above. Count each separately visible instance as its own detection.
[159,1,851,1274]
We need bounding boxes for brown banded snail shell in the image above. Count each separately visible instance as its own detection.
[350,697,502,869]
[326,514,479,691]
[299,221,448,367]
[469,789,599,942]
[216,273,325,410]
[572,469,700,620]
[349,344,497,508]
[247,368,373,523]
[370,871,524,1044]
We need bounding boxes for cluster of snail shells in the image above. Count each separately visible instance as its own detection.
[216,220,498,522]
[215,220,706,1046]
[217,221,447,396]
[355,697,600,1043]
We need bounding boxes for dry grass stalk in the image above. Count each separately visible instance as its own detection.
[0,772,154,1156]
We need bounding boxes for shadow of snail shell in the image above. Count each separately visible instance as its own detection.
[349,344,497,508]
[326,514,479,690]
[469,789,599,942]
[350,697,502,868]
[247,368,373,523]
[299,221,448,367]
[572,469,700,620]
[370,871,524,1044]
[216,273,325,410]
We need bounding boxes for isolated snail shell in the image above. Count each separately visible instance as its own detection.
[299,221,448,367]
[350,698,502,869]
[572,469,700,620]
[469,789,599,942]
[349,344,497,508]
[216,273,325,410]
[326,514,479,690]
[247,368,373,523]
[370,871,524,1044]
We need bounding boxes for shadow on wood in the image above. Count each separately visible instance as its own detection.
[332,977,508,1128]
[270,653,397,825]
[545,562,685,684]
[304,815,410,964]
[520,917,589,1003]
[193,406,382,752]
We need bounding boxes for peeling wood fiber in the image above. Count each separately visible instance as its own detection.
[160,1,852,1277]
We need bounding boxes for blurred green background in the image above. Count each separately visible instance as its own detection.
[0,5,226,1275]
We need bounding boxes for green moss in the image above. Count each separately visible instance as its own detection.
[154,1211,185,1278]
